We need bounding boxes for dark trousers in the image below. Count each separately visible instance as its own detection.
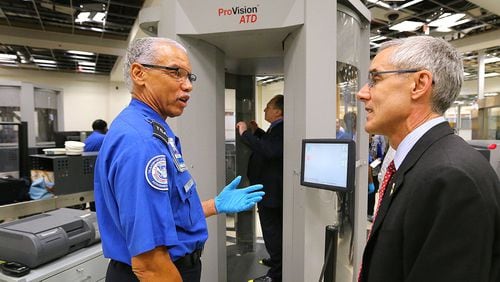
[258,205,283,281]
[106,258,202,282]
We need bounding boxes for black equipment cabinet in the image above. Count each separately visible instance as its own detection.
[30,152,97,195]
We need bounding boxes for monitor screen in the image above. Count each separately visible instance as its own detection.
[300,139,355,192]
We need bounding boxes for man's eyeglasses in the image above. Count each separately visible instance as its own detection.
[141,63,197,83]
[368,69,420,88]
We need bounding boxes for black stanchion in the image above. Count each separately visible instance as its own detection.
[323,225,338,282]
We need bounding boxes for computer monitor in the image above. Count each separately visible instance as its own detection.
[300,139,355,192]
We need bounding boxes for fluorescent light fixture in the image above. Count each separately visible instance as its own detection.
[0,59,17,64]
[367,0,391,9]
[33,59,56,64]
[370,35,387,42]
[0,54,17,60]
[79,69,96,73]
[463,72,471,76]
[484,57,500,64]
[484,93,498,97]
[395,0,423,11]
[38,64,57,67]
[90,27,104,32]
[435,26,452,33]
[78,61,96,66]
[429,13,465,28]
[76,11,91,23]
[93,12,106,23]
[78,65,96,70]
[390,21,424,32]
[68,50,94,56]
[485,73,500,78]
[68,55,94,60]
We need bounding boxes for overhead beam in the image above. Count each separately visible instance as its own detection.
[0,26,127,56]
[450,29,500,53]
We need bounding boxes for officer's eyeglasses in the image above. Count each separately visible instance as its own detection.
[141,63,197,83]
[368,69,420,88]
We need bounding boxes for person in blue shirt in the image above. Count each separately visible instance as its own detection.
[94,37,265,282]
[83,119,107,152]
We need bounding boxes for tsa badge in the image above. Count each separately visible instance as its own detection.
[145,155,168,191]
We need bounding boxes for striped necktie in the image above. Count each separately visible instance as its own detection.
[373,160,396,220]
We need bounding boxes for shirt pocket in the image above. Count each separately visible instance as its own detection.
[173,171,197,228]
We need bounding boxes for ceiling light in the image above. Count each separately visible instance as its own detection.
[33,59,56,64]
[394,0,423,11]
[38,64,57,68]
[0,60,17,64]
[390,21,424,32]
[367,0,391,9]
[485,73,500,78]
[429,13,465,28]
[78,61,96,67]
[484,93,498,97]
[93,12,106,23]
[0,54,17,60]
[369,35,387,42]
[90,27,104,32]
[68,50,94,56]
[484,57,500,64]
[79,69,96,73]
[76,11,91,23]
[435,26,452,33]
[463,72,471,76]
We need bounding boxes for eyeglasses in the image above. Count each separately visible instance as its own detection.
[141,63,197,83]
[368,69,421,88]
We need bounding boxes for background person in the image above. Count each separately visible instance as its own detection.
[94,37,265,282]
[357,35,500,282]
[236,94,284,282]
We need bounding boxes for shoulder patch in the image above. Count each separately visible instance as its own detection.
[145,155,169,191]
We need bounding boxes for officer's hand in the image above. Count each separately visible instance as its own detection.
[368,183,375,194]
[215,176,264,214]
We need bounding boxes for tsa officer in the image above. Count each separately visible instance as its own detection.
[94,37,265,282]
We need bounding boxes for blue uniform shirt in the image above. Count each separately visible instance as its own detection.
[94,99,208,266]
[84,131,105,152]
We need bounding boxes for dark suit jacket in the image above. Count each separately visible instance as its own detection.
[360,122,500,282]
[241,121,283,208]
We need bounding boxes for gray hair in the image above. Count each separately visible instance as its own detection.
[123,37,187,92]
[379,36,463,115]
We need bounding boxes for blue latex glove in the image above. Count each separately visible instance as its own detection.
[368,183,375,194]
[215,176,265,214]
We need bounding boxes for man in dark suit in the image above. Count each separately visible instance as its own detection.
[236,94,284,282]
[357,36,500,282]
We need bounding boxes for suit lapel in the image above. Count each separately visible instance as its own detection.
[369,122,454,239]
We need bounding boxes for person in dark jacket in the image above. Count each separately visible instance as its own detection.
[236,94,284,282]
[357,35,500,282]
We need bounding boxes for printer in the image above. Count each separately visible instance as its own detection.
[0,208,100,268]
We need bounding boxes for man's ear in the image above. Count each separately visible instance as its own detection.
[410,70,433,100]
[131,63,146,86]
